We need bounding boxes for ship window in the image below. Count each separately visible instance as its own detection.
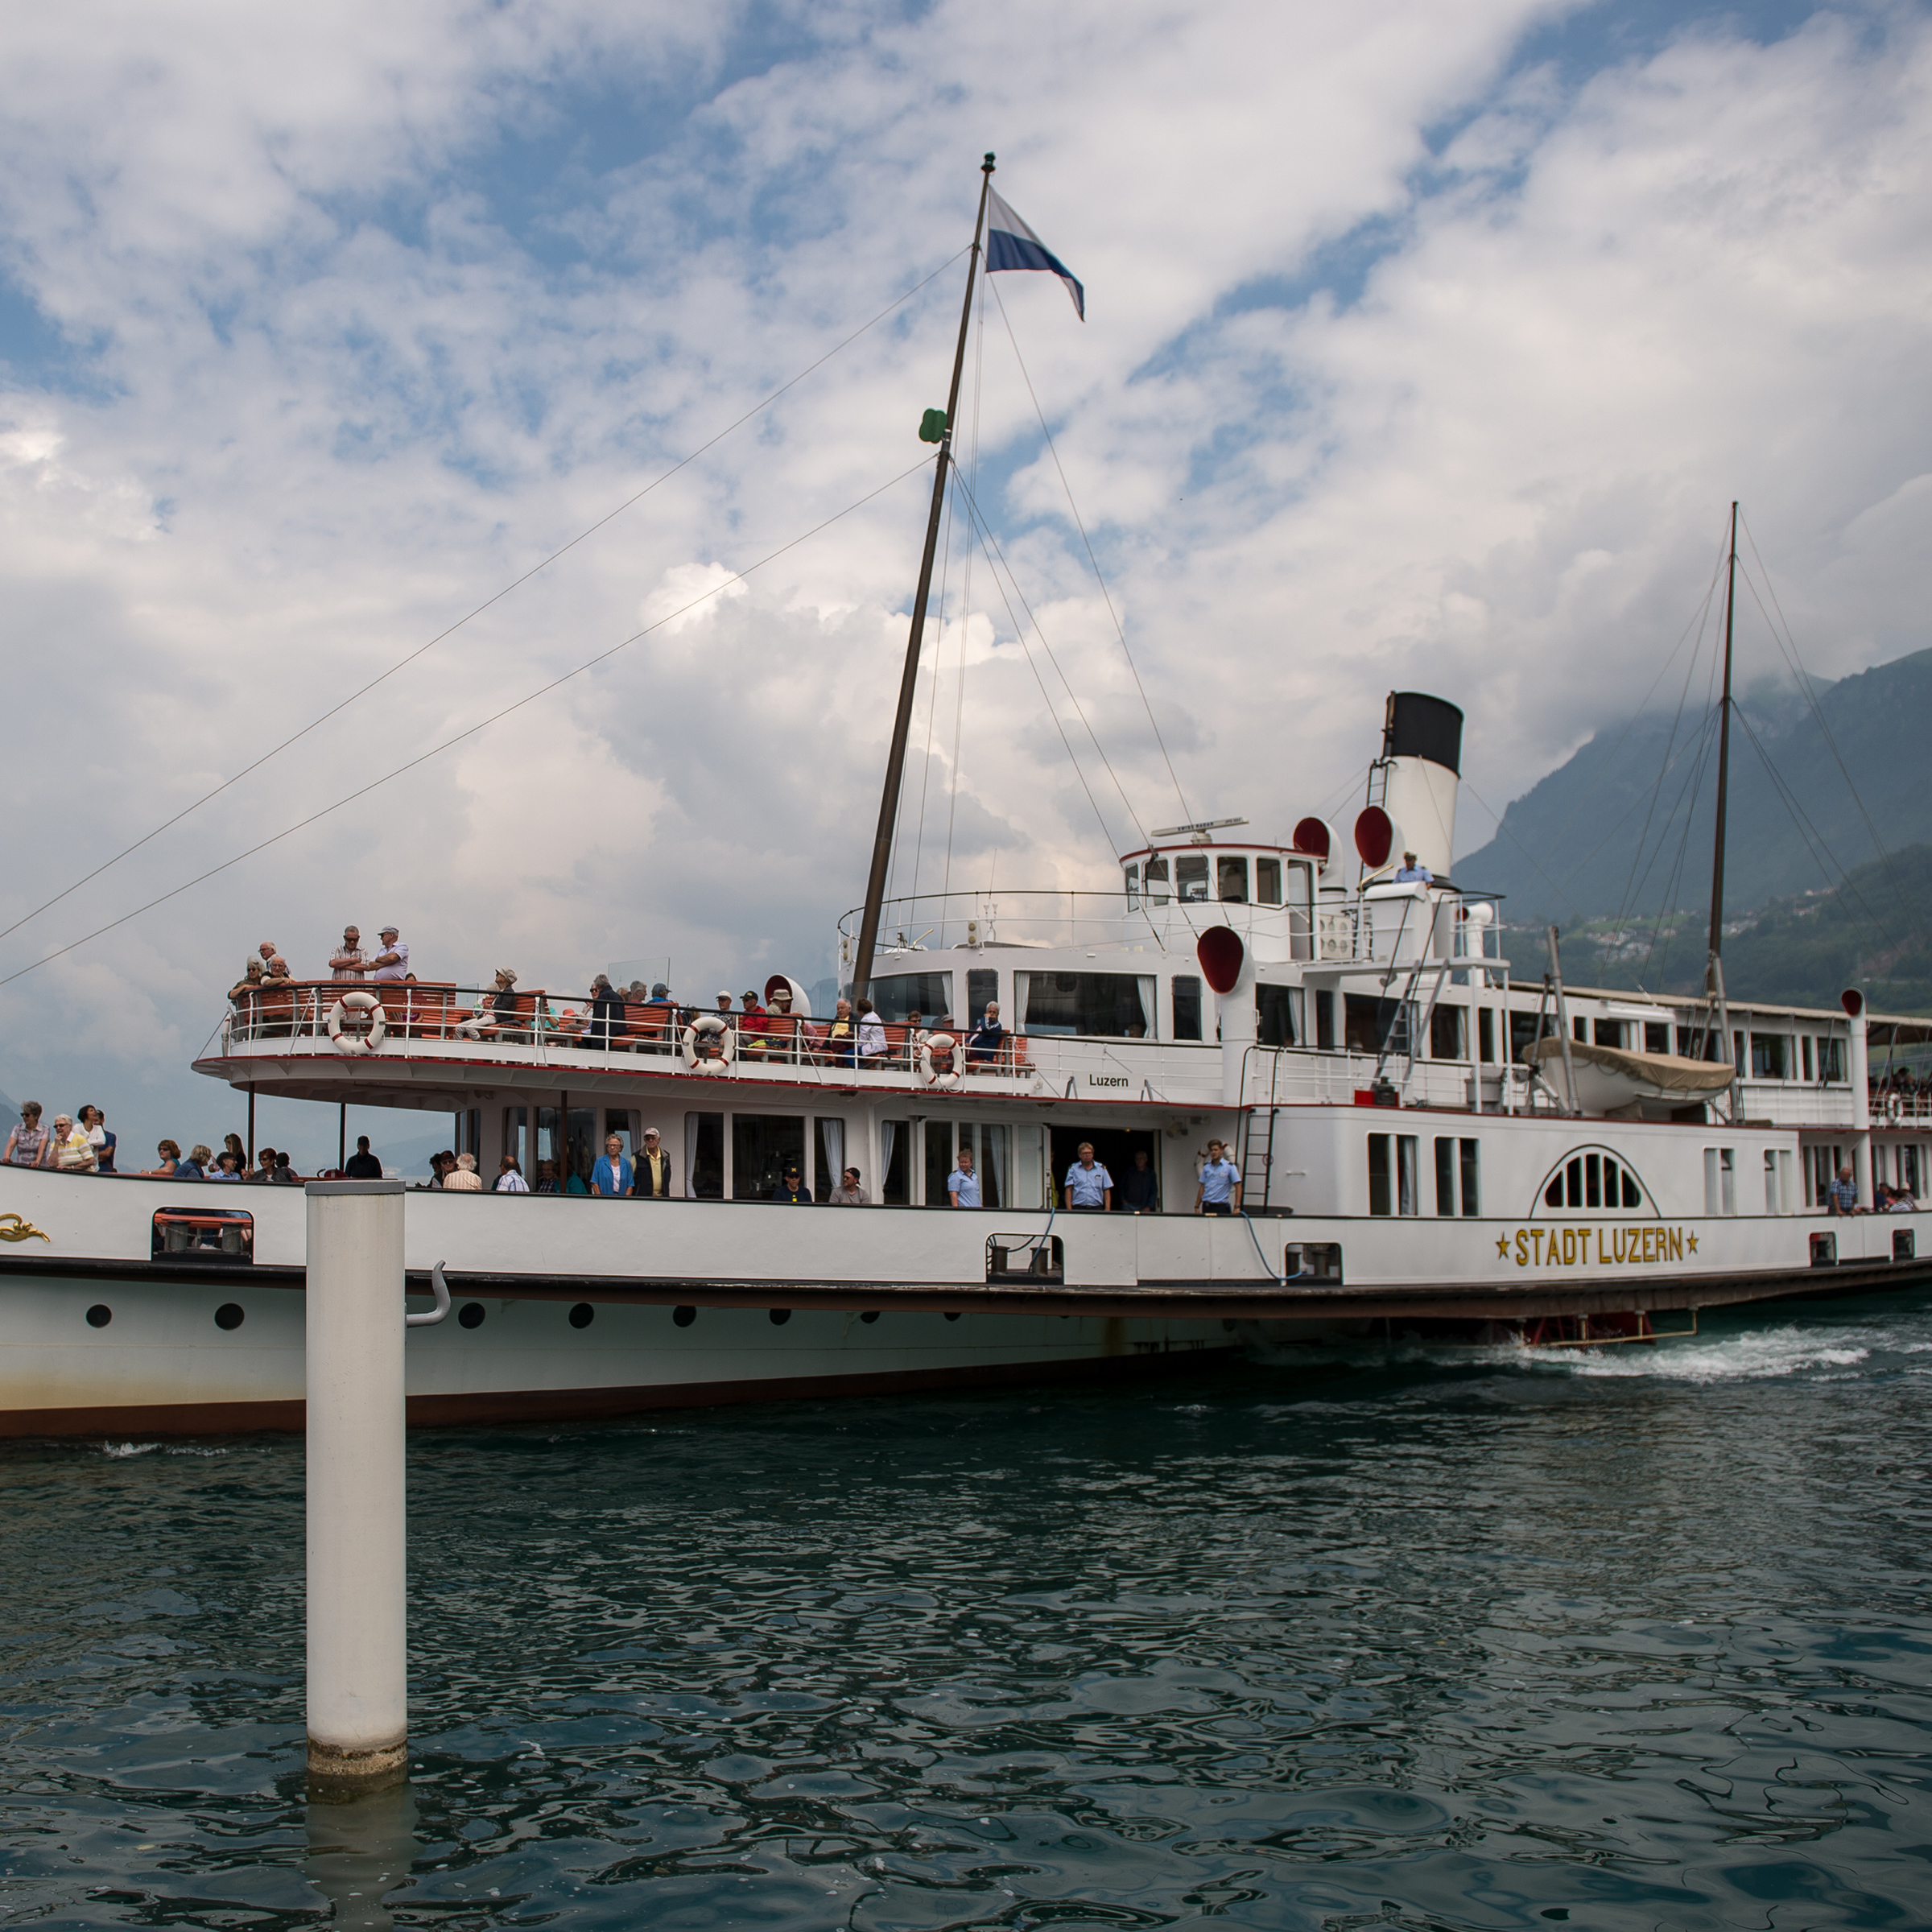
[1477,1008,1496,1063]
[1371,1136,1419,1216]
[872,972,954,1026]
[1429,1005,1466,1060]
[1022,972,1151,1038]
[1536,1150,1652,1214]
[1344,994,1398,1055]
[1437,1137,1480,1216]
[1176,855,1210,901]
[1256,857,1282,905]
[733,1114,806,1201]
[1802,1036,1814,1080]
[967,968,998,1019]
[1368,1135,1390,1216]
[1765,1150,1779,1214]
[1315,990,1335,1051]
[1460,1139,1480,1216]
[1573,1018,1589,1042]
[1703,1146,1736,1216]
[881,1121,910,1205]
[1172,975,1202,1042]
[1751,1035,1790,1080]
[1818,1038,1843,1081]
[1124,861,1139,909]
[1217,857,1248,902]
[1595,1019,1627,1049]
[685,1111,724,1199]
[1144,857,1170,906]
[152,1208,253,1264]
[1509,1009,1543,1065]
[1257,984,1295,1047]
[1645,1022,1670,1055]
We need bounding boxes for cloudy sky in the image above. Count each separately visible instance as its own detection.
[2,0,1927,1164]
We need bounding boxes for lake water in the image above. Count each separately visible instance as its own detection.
[4,1289,1930,1930]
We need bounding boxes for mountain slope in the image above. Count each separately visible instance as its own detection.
[1457,646,1932,927]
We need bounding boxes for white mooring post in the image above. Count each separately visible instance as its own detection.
[305,1178,410,1794]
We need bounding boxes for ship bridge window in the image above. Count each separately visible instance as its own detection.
[1645,1022,1670,1055]
[1124,861,1139,909]
[873,972,954,1026]
[1144,857,1170,905]
[1257,984,1298,1048]
[1256,857,1282,906]
[1750,1034,1790,1080]
[1594,1019,1627,1049]
[1176,854,1210,901]
[1020,971,1153,1038]
[1818,1037,1843,1081]
[967,968,997,1018]
[1217,857,1248,902]
[1534,1148,1652,1216]
[1172,974,1203,1042]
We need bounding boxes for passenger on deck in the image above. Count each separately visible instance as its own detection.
[770,1162,812,1204]
[273,1151,300,1183]
[632,1127,675,1199]
[369,926,409,981]
[967,1002,1005,1067]
[590,1135,633,1197]
[330,927,366,980]
[587,976,622,1047]
[534,1160,559,1194]
[258,940,278,968]
[52,1114,95,1173]
[828,1166,869,1205]
[638,984,677,1050]
[1121,1148,1159,1213]
[855,998,888,1065]
[1393,851,1433,885]
[4,1102,51,1169]
[764,985,798,1059]
[177,1145,212,1180]
[344,1136,384,1179]
[1063,1144,1112,1212]
[444,1152,485,1191]
[223,1134,247,1170]
[946,1144,980,1208]
[1195,1140,1241,1216]
[246,1146,278,1183]
[229,959,264,1005]
[737,989,770,1059]
[456,968,518,1040]
[493,1155,530,1193]
[144,1140,181,1178]
[210,1150,243,1181]
[817,999,855,1065]
[424,1150,453,1189]
[1828,1164,1861,1215]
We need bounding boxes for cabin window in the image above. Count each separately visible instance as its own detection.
[1818,1038,1843,1081]
[685,1112,724,1199]
[1429,1005,1466,1060]
[1315,990,1336,1051]
[733,1114,805,1201]
[881,1120,910,1204]
[1802,1036,1814,1081]
[1645,1022,1670,1055]
[1764,1150,1779,1213]
[1478,1008,1496,1063]
[1124,862,1139,909]
[1435,1137,1480,1216]
[1217,856,1249,902]
[923,1121,953,1208]
[455,1109,481,1160]
[1257,984,1296,1048]
[1345,994,1399,1055]
[1751,1035,1790,1080]
[1903,1146,1922,1196]
[1573,1018,1589,1042]
[1172,975,1203,1042]
[1368,1134,1418,1216]
[873,972,955,1026]
[1011,1124,1046,1209]
[1595,1019,1627,1049]
[1022,972,1152,1038]
[967,968,998,1021]
[1703,1146,1736,1216]
[1144,857,1170,905]
[1509,1010,1543,1065]
[1176,854,1210,901]
[1732,1030,1745,1074]
[1256,857,1282,905]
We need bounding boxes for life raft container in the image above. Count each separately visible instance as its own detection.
[327,991,387,1055]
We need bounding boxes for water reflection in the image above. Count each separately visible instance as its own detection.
[303,1787,415,1930]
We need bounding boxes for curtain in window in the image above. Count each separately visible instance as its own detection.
[818,1117,844,1195]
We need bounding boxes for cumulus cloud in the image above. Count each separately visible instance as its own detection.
[0,0,1925,1162]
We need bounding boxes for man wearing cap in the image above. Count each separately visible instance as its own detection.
[1393,852,1433,885]
[632,1126,675,1199]
[737,988,770,1059]
[770,1162,812,1204]
[828,1166,868,1205]
[369,925,410,980]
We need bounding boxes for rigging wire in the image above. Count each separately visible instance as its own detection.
[950,469,1151,851]
[0,458,936,992]
[989,280,1194,826]
[0,249,972,953]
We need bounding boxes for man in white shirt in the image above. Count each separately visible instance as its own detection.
[493,1155,530,1193]
[947,1145,980,1208]
[369,926,409,980]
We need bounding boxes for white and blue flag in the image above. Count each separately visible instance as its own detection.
[985,189,1084,320]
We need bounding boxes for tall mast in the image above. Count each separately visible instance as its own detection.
[1704,501,1739,1107]
[848,154,997,1001]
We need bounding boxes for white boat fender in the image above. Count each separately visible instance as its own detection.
[683,1014,735,1072]
[919,1031,961,1089]
[326,990,387,1055]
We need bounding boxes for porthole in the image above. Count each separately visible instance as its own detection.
[860,1311,880,1324]
[457,1302,486,1330]
[672,1306,697,1327]
[568,1302,595,1329]
[214,1303,245,1331]
[769,1308,791,1326]
[85,1304,112,1329]
[944,1312,961,1322]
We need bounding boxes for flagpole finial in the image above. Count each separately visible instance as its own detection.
[983,151,996,173]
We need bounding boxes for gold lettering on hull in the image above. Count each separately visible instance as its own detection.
[1507,1225,1690,1269]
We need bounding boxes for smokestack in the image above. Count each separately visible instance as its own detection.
[1358,692,1463,881]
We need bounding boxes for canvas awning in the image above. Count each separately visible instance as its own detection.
[1529,1037,1736,1094]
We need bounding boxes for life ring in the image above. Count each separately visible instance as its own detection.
[1884,1090,1903,1125]
[683,1013,736,1073]
[327,991,387,1055]
[919,1031,962,1089]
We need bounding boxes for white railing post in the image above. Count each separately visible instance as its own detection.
[304,1179,409,1794]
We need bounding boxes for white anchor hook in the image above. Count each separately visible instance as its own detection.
[407,1260,452,1327]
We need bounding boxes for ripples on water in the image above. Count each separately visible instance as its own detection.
[4,1291,1931,1930]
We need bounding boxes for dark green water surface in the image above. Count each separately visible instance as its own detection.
[4,1293,1931,1930]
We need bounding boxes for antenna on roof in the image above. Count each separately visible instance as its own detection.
[1150,817,1248,838]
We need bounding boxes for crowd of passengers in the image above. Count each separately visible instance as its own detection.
[228,928,1016,1071]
